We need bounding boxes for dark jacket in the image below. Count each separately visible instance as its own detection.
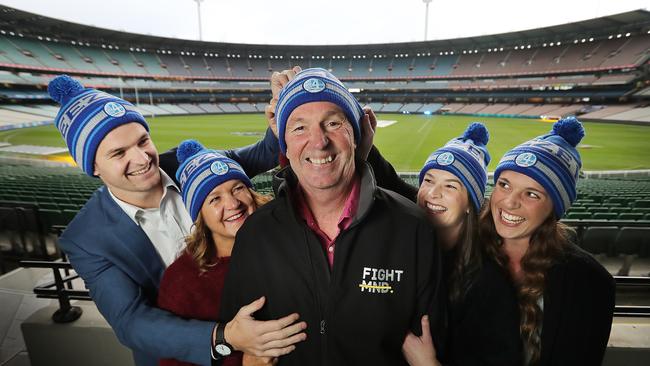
[444,258,522,366]
[219,162,446,366]
[539,244,615,366]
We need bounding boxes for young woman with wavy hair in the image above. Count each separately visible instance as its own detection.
[480,117,615,365]
[398,123,522,366]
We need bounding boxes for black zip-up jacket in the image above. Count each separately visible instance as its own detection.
[219,162,446,366]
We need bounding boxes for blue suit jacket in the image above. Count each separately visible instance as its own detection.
[58,128,279,366]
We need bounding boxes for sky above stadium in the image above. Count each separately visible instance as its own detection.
[1,0,648,45]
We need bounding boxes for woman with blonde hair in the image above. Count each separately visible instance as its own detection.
[157,140,306,366]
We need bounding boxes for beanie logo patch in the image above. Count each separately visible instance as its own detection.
[210,161,229,176]
[436,152,455,166]
[303,78,326,93]
[103,102,126,117]
[515,152,537,167]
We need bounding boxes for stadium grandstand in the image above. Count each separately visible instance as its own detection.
[1,4,650,366]
[0,6,649,130]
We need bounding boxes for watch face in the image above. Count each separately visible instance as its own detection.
[215,344,232,356]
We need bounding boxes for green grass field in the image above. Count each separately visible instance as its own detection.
[2,113,650,171]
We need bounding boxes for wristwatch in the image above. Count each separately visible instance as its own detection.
[213,322,233,357]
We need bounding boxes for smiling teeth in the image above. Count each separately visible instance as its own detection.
[309,156,334,165]
[426,203,447,212]
[225,212,244,222]
[129,162,150,176]
[501,210,525,224]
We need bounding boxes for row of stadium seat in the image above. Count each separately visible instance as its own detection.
[578,226,650,277]
[2,165,650,227]
[1,34,648,79]
[5,101,648,129]
[2,165,650,276]
[1,70,638,93]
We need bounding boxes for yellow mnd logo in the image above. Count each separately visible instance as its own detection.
[358,267,404,294]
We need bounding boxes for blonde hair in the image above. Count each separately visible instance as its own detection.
[184,188,272,273]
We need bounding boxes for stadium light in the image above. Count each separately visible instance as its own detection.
[499,47,503,51]
[192,0,205,41]
[423,0,433,41]
[625,32,631,37]
[608,35,614,39]
[616,34,622,38]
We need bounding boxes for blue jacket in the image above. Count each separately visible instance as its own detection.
[58,128,279,366]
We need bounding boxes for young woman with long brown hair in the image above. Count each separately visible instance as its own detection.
[481,117,615,365]
[400,123,522,366]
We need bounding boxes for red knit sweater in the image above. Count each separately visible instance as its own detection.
[157,251,242,366]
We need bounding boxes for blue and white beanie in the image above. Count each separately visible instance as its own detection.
[494,117,585,218]
[274,68,364,154]
[176,140,252,221]
[419,122,491,211]
[47,75,148,176]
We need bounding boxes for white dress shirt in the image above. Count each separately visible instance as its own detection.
[108,169,193,267]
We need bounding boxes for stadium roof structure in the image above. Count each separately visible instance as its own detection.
[1,5,649,56]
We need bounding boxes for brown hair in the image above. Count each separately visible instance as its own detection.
[480,198,573,365]
[447,203,483,305]
[184,188,272,273]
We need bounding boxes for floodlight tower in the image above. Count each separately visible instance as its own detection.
[423,0,433,41]
[193,0,205,41]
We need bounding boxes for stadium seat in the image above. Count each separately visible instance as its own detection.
[615,227,650,277]
[619,213,644,221]
[634,200,650,208]
[581,226,622,275]
[589,207,610,214]
[608,197,632,206]
[566,212,591,220]
[594,212,618,220]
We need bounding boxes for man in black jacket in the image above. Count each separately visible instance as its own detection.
[219,68,446,365]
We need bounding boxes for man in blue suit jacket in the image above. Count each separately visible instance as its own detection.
[48,75,306,366]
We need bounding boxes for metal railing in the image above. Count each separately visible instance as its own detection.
[20,259,90,323]
[17,260,650,323]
